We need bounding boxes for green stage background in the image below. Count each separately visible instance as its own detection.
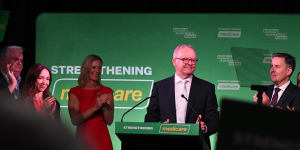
[36,13,300,150]
[0,10,9,42]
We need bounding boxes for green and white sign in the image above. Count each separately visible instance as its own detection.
[115,122,200,136]
[36,13,300,150]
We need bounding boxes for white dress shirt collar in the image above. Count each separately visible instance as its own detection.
[274,80,290,91]
[174,74,192,84]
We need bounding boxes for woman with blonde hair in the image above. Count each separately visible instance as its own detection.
[68,54,114,150]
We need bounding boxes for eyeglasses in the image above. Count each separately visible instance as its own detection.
[175,58,198,64]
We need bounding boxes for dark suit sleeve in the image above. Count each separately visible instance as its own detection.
[204,84,219,136]
[0,89,14,101]
[0,75,14,101]
[144,83,161,122]
[275,83,300,111]
[290,87,300,111]
[293,98,300,111]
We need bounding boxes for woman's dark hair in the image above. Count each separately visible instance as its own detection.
[22,64,52,100]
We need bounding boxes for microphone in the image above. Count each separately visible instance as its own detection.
[181,94,199,118]
[121,96,155,122]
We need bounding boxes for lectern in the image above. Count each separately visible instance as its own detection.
[115,122,209,150]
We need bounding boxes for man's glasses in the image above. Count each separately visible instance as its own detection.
[176,58,198,64]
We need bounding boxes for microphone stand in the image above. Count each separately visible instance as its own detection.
[181,94,199,118]
[121,96,154,122]
[181,94,205,136]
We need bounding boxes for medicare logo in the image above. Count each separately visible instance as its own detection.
[217,80,240,90]
[217,28,241,38]
[263,28,288,40]
[51,78,154,109]
[159,124,190,134]
[173,27,197,39]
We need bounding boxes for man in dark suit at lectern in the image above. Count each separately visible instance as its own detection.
[253,53,300,111]
[145,44,219,149]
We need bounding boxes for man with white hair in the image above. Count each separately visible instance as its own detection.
[145,44,219,149]
[0,45,24,100]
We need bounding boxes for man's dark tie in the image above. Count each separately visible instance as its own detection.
[271,88,280,105]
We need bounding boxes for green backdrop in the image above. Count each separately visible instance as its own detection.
[36,13,300,150]
[0,10,9,42]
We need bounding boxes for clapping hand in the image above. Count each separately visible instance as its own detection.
[95,92,110,110]
[6,64,17,93]
[253,92,271,106]
[276,105,296,112]
[286,106,295,111]
[44,96,57,115]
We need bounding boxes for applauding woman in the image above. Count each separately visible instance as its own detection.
[68,54,114,150]
[22,64,60,119]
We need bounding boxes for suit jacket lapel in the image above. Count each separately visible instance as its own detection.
[0,71,9,88]
[169,76,177,123]
[276,83,292,106]
[265,85,273,99]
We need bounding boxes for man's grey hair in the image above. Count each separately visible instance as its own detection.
[173,44,194,59]
[0,46,24,57]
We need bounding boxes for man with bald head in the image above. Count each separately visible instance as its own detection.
[0,45,24,100]
[145,44,219,149]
